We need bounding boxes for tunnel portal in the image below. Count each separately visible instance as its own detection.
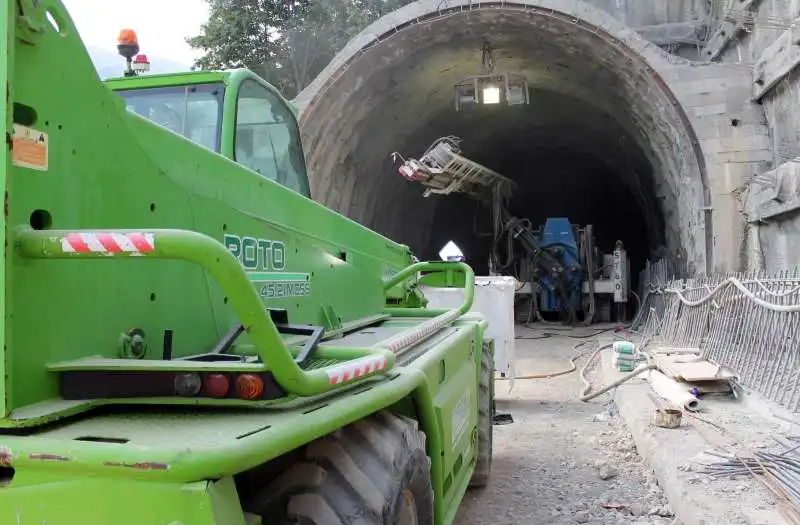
[296,1,712,287]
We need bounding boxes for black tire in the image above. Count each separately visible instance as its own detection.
[245,411,434,525]
[469,340,494,488]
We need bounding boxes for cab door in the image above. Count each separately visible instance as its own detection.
[229,78,311,198]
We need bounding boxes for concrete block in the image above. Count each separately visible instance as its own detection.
[691,122,770,140]
[687,102,729,117]
[744,221,765,271]
[690,108,768,137]
[710,193,746,272]
[674,85,753,109]
[754,220,800,273]
[746,160,800,222]
[671,73,752,95]
[752,17,800,101]
[700,134,772,154]
[707,161,766,193]
[663,62,755,82]
[703,147,774,164]
[691,119,743,139]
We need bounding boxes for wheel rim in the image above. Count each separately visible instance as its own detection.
[394,488,419,525]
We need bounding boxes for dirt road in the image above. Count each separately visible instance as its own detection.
[455,326,677,525]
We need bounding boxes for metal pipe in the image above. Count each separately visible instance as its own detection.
[649,369,701,411]
[383,260,476,315]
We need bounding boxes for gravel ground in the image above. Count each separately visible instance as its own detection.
[454,327,678,525]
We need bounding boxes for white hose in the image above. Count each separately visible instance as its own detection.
[667,277,800,313]
[755,279,800,297]
[578,343,658,402]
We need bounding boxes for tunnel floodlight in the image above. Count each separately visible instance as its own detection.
[454,73,529,111]
[454,80,478,111]
[506,75,530,106]
[482,85,501,104]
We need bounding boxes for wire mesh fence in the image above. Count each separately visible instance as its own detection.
[635,260,800,413]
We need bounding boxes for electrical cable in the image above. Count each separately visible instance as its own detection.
[496,339,592,381]
[502,319,642,393]
[520,325,619,339]
[514,334,552,340]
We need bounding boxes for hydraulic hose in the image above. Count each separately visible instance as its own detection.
[579,343,657,402]
[495,350,583,380]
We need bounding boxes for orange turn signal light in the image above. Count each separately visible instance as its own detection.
[236,374,264,400]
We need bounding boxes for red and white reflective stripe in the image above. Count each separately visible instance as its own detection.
[61,232,156,254]
[327,356,389,385]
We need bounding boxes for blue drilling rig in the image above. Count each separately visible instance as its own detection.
[394,136,631,325]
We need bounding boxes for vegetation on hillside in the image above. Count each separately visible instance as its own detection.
[187,0,413,97]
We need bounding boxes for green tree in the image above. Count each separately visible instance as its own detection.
[186,0,302,93]
[188,0,415,98]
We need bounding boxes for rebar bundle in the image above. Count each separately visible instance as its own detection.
[700,442,800,523]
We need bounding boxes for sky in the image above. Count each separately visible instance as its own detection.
[62,0,210,68]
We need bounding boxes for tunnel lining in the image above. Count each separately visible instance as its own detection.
[296,0,713,275]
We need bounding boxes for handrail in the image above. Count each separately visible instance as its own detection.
[15,230,477,394]
[383,260,475,315]
[15,228,394,396]
[380,261,475,355]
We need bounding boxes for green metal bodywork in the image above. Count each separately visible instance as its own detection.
[0,1,490,523]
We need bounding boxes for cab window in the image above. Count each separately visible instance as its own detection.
[234,80,310,197]
[117,83,222,153]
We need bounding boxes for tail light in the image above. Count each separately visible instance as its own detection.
[174,372,202,396]
[203,373,230,398]
[61,370,282,401]
[236,374,265,400]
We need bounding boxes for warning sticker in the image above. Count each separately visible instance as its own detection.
[12,124,48,171]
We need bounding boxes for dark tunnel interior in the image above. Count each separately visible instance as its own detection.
[420,93,664,293]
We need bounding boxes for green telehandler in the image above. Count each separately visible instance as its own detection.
[0,1,494,524]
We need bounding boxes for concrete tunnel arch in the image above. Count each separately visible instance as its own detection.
[295,0,714,283]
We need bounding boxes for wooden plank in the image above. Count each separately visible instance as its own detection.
[752,17,800,101]
[688,380,734,394]
[653,354,736,382]
[648,346,701,355]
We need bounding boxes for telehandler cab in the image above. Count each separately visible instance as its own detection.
[0,2,494,524]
